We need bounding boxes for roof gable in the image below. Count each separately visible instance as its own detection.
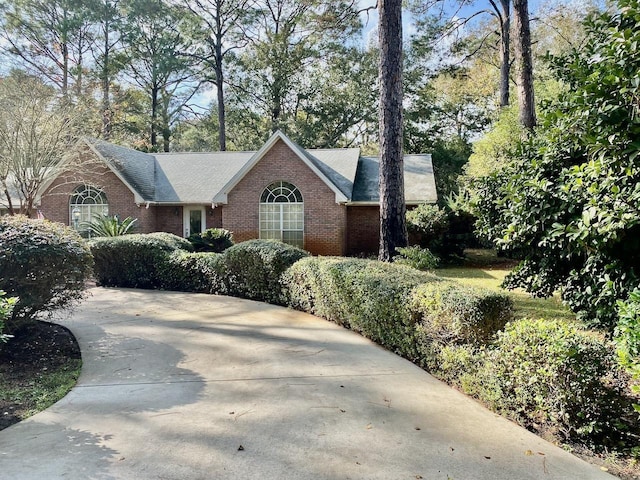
[212,131,350,204]
[88,140,156,203]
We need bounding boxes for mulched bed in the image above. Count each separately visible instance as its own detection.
[0,321,81,430]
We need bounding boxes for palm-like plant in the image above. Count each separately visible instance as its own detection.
[82,214,137,237]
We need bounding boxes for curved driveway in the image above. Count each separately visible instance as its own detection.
[0,288,616,480]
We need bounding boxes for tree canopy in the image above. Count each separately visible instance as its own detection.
[475,0,640,329]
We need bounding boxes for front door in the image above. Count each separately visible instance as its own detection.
[183,207,205,237]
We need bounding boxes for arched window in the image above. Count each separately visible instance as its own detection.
[259,181,304,248]
[69,185,109,236]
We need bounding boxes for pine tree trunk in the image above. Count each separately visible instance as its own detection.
[499,0,510,108]
[378,0,407,262]
[513,0,536,128]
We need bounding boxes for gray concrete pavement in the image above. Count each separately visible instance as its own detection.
[0,288,617,479]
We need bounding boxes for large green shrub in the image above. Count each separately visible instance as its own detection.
[474,0,640,329]
[0,215,93,331]
[221,240,309,304]
[284,257,439,357]
[394,246,439,271]
[469,318,635,447]
[90,232,192,288]
[188,228,234,253]
[411,282,513,371]
[160,251,226,293]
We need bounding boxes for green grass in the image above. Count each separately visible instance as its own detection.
[0,359,81,420]
[436,251,575,322]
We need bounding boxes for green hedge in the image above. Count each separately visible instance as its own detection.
[465,318,636,447]
[90,232,192,288]
[160,251,226,294]
[221,239,309,304]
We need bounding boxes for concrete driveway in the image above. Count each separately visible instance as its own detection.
[0,288,616,480]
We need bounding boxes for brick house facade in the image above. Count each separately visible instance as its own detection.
[34,131,437,256]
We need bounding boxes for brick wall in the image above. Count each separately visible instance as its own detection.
[40,150,156,233]
[347,206,379,255]
[222,139,348,256]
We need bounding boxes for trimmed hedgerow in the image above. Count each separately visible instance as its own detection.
[466,318,637,447]
[221,239,309,304]
[160,251,226,294]
[411,282,513,370]
[0,215,93,331]
[284,257,440,357]
[284,256,513,361]
[90,232,192,289]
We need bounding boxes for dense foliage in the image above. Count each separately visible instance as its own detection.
[221,240,308,305]
[0,216,93,331]
[90,232,192,288]
[467,319,636,448]
[0,291,17,343]
[283,257,512,360]
[475,0,640,329]
[188,228,234,253]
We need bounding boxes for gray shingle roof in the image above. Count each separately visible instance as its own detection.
[86,136,436,205]
[153,152,254,203]
[92,141,157,202]
[352,155,437,204]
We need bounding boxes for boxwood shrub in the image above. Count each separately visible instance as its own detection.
[90,232,192,288]
[284,257,440,358]
[160,251,226,293]
[0,215,93,331]
[468,318,636,447]
[220,239,309,304]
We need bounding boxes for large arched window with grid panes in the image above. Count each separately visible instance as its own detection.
[69,185,109,237]
[259,181,304,248]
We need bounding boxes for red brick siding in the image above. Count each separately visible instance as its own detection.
[347,206,379,255]
[40,153,156,233]
[222,139,348,256]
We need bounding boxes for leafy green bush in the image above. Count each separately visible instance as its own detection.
[616,290,640,370]
[394,246,439,271]
[407,203,471,261]
[160,251,226,294]
[407,203,449,245]
[284,257,438,357]
[0,291,18,343]
[90,232,192,289]
[0,215,93,332]
[469,318,635,446]
[221,240,309,304]
[410,282,513,371]
[474,1,640,330]
[188,228,234,253]
[82,214,137,237]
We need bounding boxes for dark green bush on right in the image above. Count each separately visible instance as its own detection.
[188,228,234,253]
[221,240,309,304]
[469,318,636,447]
[90,232,192,289]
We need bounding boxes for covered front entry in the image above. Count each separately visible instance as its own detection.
[183,206,205,237]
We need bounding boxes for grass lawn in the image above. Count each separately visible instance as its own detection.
[436,249,575,322]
